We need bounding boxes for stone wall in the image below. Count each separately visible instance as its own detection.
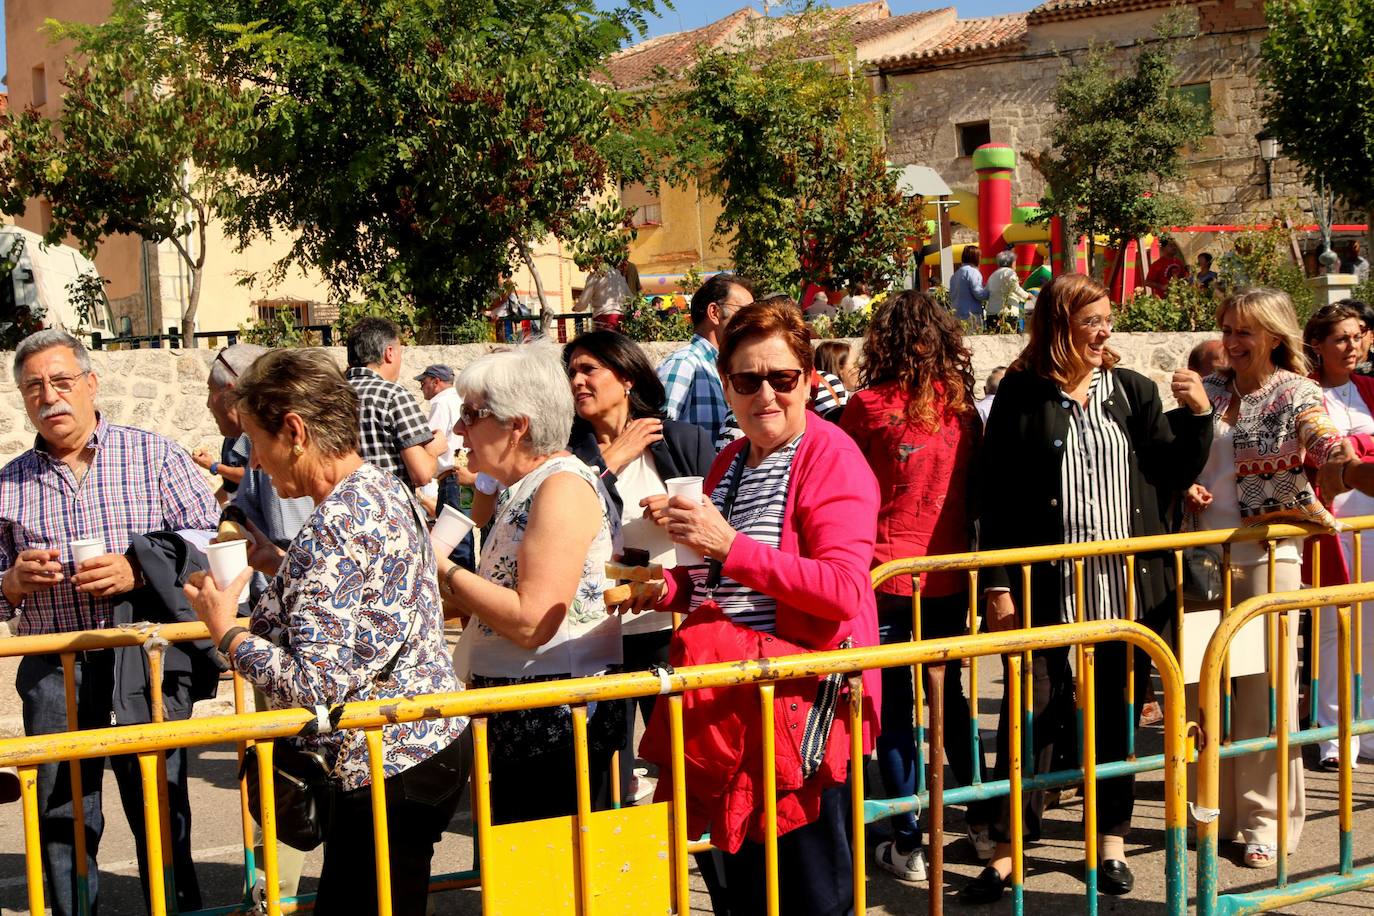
[0,333,1218,470]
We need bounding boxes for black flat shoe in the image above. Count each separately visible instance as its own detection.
[1100,859,1134,896]
[959,866,1010,905]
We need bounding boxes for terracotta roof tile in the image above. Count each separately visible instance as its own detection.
[1027,0,1179,24]
[874,13,1028,70]
[599,8,760,90]
[600,1,917,89]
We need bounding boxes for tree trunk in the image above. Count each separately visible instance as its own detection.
[519,240,553,329]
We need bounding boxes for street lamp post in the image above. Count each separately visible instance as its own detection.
[1256,130,1279,199]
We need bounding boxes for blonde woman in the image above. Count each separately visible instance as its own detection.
[1186,288,1354,867]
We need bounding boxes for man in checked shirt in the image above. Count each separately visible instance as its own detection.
[0,329,218,916]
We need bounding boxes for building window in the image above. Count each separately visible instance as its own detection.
[254,298,311,325]
[1172,81,1212,112]
[620,182,663,228]
[957,121,991,157]
[32,65,47,107]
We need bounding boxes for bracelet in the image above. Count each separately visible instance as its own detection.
[210,461,220,475]
[218,625,249,656]
[445,565,464,594]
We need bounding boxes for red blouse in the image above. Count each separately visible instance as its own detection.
[840,381,981,597]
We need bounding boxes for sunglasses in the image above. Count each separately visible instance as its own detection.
[459,403,497,427]
[214,350,238,380]
[727,369,804,395]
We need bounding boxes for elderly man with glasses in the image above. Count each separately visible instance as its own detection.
[0,329,219,916]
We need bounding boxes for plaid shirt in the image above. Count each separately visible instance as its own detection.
[0,418,219,635]
[657,334,727,441]
[346,367,434,485]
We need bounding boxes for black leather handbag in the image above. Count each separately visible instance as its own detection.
[1182,545,1224,604]
[240,741,338,852]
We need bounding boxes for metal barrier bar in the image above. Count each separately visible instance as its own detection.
[1008,652,1025,914]
[139,751,168,916]
[366,729,394,916]
[913,584,926,797]
[668,696,689,913]
[572,706,593,915]
[1276,608,1290,888]
[1082,645,1099,912]
[848,675,867,916]
[472,719,494,916]
[20,765,45,915]
[759,683,780,916]
[1336,605,1354,876]
[1197,581,1374,916]
[60,651,92,916]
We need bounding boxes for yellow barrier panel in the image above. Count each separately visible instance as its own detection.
[0,618,1187,915]
[1196,582,1374,916]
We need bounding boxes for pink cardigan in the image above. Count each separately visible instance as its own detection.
[661,412,883,748]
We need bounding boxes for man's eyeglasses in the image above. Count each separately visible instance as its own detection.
[459,403,497,427]
[22,372,88,399]
[727,369,804,395]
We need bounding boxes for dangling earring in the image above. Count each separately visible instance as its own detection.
[292,443,304,457]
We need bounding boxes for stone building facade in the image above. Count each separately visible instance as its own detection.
[876,0,1356,256]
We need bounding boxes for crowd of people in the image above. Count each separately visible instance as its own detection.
[5,267,1374,915]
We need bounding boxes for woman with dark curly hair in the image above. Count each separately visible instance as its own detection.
[838,290,989,882]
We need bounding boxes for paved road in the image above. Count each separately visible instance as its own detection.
[2,653,1374,914]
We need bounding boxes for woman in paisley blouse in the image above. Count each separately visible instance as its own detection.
[1185,288,1353,868]
[436,341,624,825]
[186,348,469,915]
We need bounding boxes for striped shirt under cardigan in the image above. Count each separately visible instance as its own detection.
[1060,369,1134,623]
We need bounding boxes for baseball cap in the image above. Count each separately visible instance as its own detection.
[414,365,454,383]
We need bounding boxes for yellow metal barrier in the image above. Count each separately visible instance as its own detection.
[869,516,1374,913]
[0,619,1187,915]
[1196,582,1374,916]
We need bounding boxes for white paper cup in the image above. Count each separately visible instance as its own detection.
[71,538,105,568]
[431,505,477,556]
[205,539,249,589]
[663,477,706,566]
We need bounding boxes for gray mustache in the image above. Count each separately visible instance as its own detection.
[38,403,73,420]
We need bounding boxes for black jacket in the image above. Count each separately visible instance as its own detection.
[568,416,716,519]
[112,532,226,725]
[977,367,1212,627]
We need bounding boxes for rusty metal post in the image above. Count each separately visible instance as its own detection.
[927,663,947,916]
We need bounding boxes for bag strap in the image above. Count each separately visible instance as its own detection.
[815,371,840,408]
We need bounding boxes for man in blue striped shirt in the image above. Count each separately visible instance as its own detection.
[657,274,754,441]
[0,330,218,916]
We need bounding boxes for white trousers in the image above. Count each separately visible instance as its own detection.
[1315,601,1374,762]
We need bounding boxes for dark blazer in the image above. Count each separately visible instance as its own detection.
[977,367,1213,627]
[568,416,716,518]
[113,532,226,725]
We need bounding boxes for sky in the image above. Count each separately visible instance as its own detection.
[598,0,1032,38]
[0,0,1033,92]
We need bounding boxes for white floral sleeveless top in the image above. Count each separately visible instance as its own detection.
[469,454,623,678]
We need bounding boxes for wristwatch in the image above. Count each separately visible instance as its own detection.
[210,461,221,475]
[218,625,250,657]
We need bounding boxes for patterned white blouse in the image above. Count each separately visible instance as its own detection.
[231,462,466,790]
[468,454,623,679]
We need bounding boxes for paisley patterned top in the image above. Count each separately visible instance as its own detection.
[1198,369,1343,530]
[231,461,466,790]
[468,454,622,679]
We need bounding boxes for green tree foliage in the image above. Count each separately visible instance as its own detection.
[0,3,258,344]
[162,0,663,321]
[1032,10,1211,281]
[1260,0,1374,252]
[668,25,922,293]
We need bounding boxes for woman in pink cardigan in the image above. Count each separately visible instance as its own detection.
[627,299,880,916]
